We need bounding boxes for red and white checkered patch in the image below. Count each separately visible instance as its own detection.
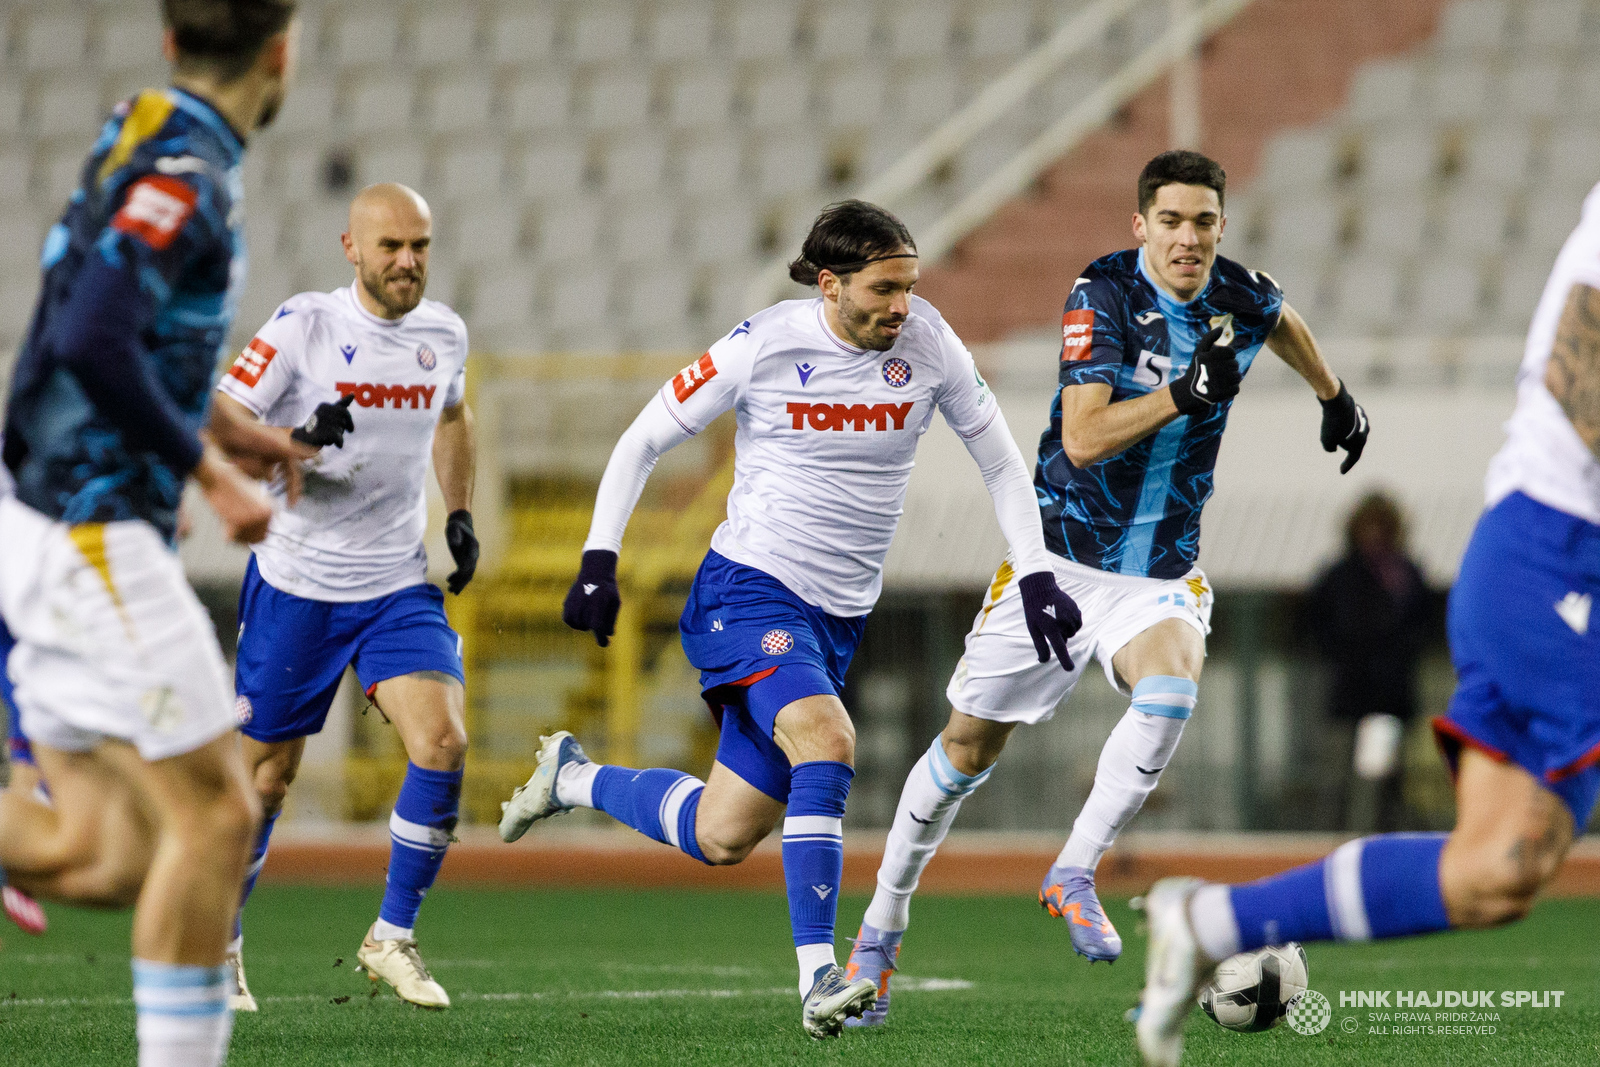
[760,629,794,656]
[234,695,253,725]
[881,357,912,388]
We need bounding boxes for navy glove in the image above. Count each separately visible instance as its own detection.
[1018,570,1082,672]
[563,549,621,647]
[1169,325,1242,416]
[290,393,355,448]
[444,510,479,594]
[1319,380,1369,474]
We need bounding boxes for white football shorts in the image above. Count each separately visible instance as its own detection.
[947,553,1213,725]
[0,496,236,761]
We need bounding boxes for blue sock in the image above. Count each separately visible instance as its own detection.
[132,959,232,1063]
[1228,833,1451,951]
[233,807,280,943]
[591,765,709,863]
[379,763,462,931]
[783,761,853,958]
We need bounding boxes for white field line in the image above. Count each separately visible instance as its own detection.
[0,976,973,1010]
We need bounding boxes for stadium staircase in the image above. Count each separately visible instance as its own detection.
[915,0,1454,341]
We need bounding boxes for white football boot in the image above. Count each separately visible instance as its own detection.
[499,731,588,842]
[1135,877,1218,1067]
[226,948,258,1012]
[801,963,878,1039]
[357,924,450,1009]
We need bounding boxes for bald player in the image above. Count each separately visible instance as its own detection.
[208,183,478,1010]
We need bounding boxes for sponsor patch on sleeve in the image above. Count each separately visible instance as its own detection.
[227,337,277,388]
[109,174,197,251]
[672,352,717,403]
[1061,309,1095,362]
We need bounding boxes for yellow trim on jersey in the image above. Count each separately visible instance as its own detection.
[96,90,176,187]
[1185,574,1208,602]
[67,524,126,612]
[976,560,1016,632]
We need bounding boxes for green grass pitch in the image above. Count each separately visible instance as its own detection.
[1,886,1597,1065]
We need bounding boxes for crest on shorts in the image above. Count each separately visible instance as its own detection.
[882,357,912,387]
[761,629,794,655]
[234,695,254,725]
[416,343,437,371]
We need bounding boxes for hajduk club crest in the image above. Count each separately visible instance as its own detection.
[416,343,437,370]
[761,629,794,655]
[882,357,912,387]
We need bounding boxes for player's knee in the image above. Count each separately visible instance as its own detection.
[698,834,758,866]
[418,721,468,771]
[1446,833,1558,928]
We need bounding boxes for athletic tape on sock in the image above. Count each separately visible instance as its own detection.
[928,737,992,796]
[1129,675,1197,720]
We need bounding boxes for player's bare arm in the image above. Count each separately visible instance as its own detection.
[208,392,320,501]
[1544,282,1600,459]
[1059,381,1178,467]
[1264,303,1340,400]
[434,400,479,593]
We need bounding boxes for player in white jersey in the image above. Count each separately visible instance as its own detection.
[1135,184,1600,1065]
[498,201,1082,1038]
[207,183,478,1011]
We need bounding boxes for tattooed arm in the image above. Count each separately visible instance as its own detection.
[1545,282,1600,460]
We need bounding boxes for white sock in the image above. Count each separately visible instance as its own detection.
[1058,698,1192,870]
[555,761,601,808]
[796,942,837,995]
[1189,883,1241,962]
[372,918,413,942]
[226,936,242,956]
[862,737,993,933]
[133,959,233,1067]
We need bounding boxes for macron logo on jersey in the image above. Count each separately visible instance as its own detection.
[227,337,277,388]
[336,382,438,410]
[1062,309,1094,362]
[787,401,913,431]
[673,353,717,403]
[110,175,197,252]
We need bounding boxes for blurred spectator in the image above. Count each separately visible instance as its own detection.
[1305,492,1430,832]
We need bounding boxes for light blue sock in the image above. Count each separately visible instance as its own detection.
[1219,833,1452,954]
[591,765,709,863]
[379,763,462,932]
[132,958,233,1065]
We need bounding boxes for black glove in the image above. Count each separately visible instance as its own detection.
[444,510,479,594]
[563,549,621,647]
[1320,380,1369,474]
[1168,326,1242,416]
[290,393,355,448]
[1018,570,1083,673]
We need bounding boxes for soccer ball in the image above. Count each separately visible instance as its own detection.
[1197,943,1309,1032]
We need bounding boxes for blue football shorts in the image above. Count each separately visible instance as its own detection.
[234,556,464,744]
[679,551,866,803]
[1435,492,1600,828]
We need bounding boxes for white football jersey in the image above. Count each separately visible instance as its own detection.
[656,295,1000,617]
[216,282,468,602]
[1485,182,1600,525]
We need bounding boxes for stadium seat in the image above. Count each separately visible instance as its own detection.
[96,11,164,72]
[648,1,717,60]
[1568,63,1600,116]
[683,199,759,262]
[1437,189,1512,256]
[268,73,337,136]
[290,203,355,268]
[1520,0,1586,49]
[1435,0,1511,53]
[1425,64,1492,122]
[1411,262,1483,332]
[812,1,880,60]
[344,74,418,132]
[541,262,616,332]
[570,3,638,62]
[32,79,103,140]
[1263,199,1342,259]
[0,215,48,267]
[489,6,558,65]
[600,132,668,195]
[234,264,296,337]
[102,66,171,111]
[1345,59,1421,127]
[730,0,801,60]
[665,64,737,129]
[582,68,653,130]
[464,265,537,331]
[1350,195,1428,258]
[672,131,745,194]
[433,138,507,200]
[424,73,494,133]
[535,197,602,260]
[606,196,680,264]
[821,66,890,127]
[504,72,574,132]
[448,203,526,265]
[0,150,29,205]
[749,129,824,197]
[1456,124,1534,190]
[1330,256,1404,335]
[17,10,90,71]
[35,148,87,207]
[746,65,814,129]
[1495,247,1561,328]
[357,141,427,193]
[410,4,483,67]
[1256,127,1341,192]
[886,0,956,58]
[264,143,339,206]
[1541,130,1600,189]
[330,6,402,65]
[892,61,963,131]
[965,2,1036,59]
[1497,58,1566,118]
[1255,260,1328,326]
[519,135,591,196]
[1521,185,1589,256]
[619,266,694,330]
[1358,130,1439,192]
[0,82,22,137]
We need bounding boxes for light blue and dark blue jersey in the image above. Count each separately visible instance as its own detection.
[2,88,247,541]
[1036,248,1283,579]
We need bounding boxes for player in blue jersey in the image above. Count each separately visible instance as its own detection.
[0,616,49,937]
[1135,182,1600,1066]
[846,151,1370,1022]
[0,4,297,1064]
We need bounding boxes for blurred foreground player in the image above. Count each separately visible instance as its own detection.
[1135,184,1600,1066]
[0,2,297,1063]
[1,614,48,937]
[847,152,1369,1022]
[209,183,478,1010]
[499,200,1081,1038]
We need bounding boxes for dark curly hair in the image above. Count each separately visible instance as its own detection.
[1137,150,1226,215]
[788,200,917,286]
